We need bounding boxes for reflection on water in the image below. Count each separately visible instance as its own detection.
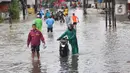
[71,55,79,73]
[106,26,117,32]
[59,57,70,72]
[31,60,41,73]
[105,28,118,53]
[47,32,54,39]
[59,55,79,73]
[103,28,120,72]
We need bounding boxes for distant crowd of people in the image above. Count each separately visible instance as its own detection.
[27,6,80,60]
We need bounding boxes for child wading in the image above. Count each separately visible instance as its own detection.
[46,16,55,32]
[27,24,45,60]
[72,13,79,29]
[34,15,43,31]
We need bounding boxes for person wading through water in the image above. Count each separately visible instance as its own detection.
[72,13,79,30]
[27,24,45,60]
[57,24,79,54]
[34,15,43,31]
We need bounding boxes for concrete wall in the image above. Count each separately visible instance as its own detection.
[27,0,35,5]
[115,0,127,4]
[88,0,94,4]
[0,0,11,3]
[0,0,11,2]
[81,0,94,4]
[115,0,128,21]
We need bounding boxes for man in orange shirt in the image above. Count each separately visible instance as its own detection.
[72,13,79,29]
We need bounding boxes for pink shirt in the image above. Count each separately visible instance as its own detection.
[27,29,45,46]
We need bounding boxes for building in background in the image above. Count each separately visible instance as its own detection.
[0,0,11,21]
[0,0,11,12]
[0,0,11,3]
[116,0,127,14]
[27,0,35,6]
[94,0,105,9]
[88,0,94,4]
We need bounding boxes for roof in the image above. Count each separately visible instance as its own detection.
[0,0,11,3]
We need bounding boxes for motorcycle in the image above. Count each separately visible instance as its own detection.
[57,37,69,57]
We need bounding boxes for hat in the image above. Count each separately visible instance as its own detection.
[68,24,73,28]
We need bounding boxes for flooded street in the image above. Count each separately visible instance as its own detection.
[1,8,130,73]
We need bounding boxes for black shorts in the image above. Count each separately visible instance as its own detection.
[73,22,77,25]
[47,28,53,32]
[31,45,40,52]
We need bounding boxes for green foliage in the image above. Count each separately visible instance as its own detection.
[0,15,4,23]
[50,0,56,3]
[9,0,20,20]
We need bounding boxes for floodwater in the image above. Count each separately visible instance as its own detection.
[0,8,130,73]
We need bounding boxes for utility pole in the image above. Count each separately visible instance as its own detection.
[112,0,114,27]
[105,0,116,29]
[114,0,116,27]
[108,0,111,27]
[86,0,89,13]
[35,0,38,13]
[20,0,26,20]
[105,0,108,28]
[112,0,116,27]
[9,0,13,25]
[83,0,87,14]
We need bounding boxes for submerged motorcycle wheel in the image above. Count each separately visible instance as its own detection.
[59,48,69,57]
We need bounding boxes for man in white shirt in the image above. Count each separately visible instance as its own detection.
[65,14,71,26]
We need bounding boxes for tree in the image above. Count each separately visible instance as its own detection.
[20,0,26,20]
[9,0,20,20]
[0,13,4,23]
